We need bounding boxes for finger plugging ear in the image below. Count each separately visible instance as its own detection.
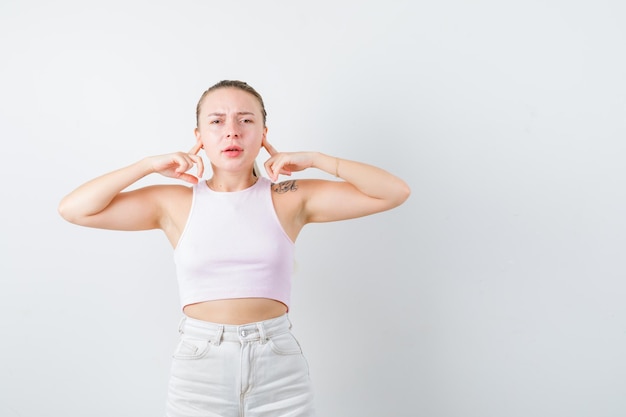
[262,137,278,156]
[189,141,203,155]
[185,142,205,179]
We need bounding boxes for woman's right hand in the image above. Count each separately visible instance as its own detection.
[149,144,204,184]
[59,143,204,228]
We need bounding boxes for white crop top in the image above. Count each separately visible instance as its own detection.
[173,176,295,310]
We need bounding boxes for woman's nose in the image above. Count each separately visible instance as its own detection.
[225,119,240,137]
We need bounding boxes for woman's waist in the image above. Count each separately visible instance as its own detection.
[183,297,288,325]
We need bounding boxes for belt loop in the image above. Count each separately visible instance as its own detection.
[257,322,267,344]
[212,325,224,346]
[178,316,186,335]
[286,314,293,330]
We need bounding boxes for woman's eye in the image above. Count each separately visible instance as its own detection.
[241,119,252,123]
[210,120,221,124]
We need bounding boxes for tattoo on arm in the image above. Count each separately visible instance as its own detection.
[273,180,298,194]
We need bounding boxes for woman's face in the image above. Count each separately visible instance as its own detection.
[194,87,267,173]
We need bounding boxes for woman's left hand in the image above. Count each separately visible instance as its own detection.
[262,138,315,182]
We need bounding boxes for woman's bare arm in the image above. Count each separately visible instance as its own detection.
[263,140,410,224]
[58,148,203,231]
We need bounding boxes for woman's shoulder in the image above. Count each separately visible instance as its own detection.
[269,178,331,212]
[142,183,195,196]
[149,184,195,244]
[269,178,340,240]
[136,183,194,211]
[269,178,326,193]
[270,178,342,199]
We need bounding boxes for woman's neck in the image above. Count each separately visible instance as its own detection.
[206,172,258,192]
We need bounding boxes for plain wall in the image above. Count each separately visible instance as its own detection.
[1,0,625,416]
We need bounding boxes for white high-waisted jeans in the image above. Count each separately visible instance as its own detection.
[166,314,315,417]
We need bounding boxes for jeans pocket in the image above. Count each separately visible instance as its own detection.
[269,331,303,356]
[172,338,211,360]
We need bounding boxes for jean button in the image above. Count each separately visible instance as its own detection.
[241,330,247,337]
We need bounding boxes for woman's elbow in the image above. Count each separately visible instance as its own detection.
[382,181,411,210]
[393,180,411,207]
[57,200,74,223]
[57,197,82,225]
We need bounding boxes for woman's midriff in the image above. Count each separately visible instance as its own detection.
[183,298,288,325]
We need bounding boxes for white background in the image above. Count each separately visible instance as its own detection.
[1,1,625,416]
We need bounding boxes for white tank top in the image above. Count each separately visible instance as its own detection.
[173,176,295,310]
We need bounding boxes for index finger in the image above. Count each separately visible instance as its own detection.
[188,142,203,155]
[262,137,279,156]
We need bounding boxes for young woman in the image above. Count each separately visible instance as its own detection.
[58,80,410,417]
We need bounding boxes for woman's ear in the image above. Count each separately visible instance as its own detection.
[191,128,203,154]
[261,126,268,148]
[195,128,204,147]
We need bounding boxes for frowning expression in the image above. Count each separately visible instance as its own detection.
[194,87,267,172]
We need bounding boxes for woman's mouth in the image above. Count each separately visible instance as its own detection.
[222,146,243,157]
